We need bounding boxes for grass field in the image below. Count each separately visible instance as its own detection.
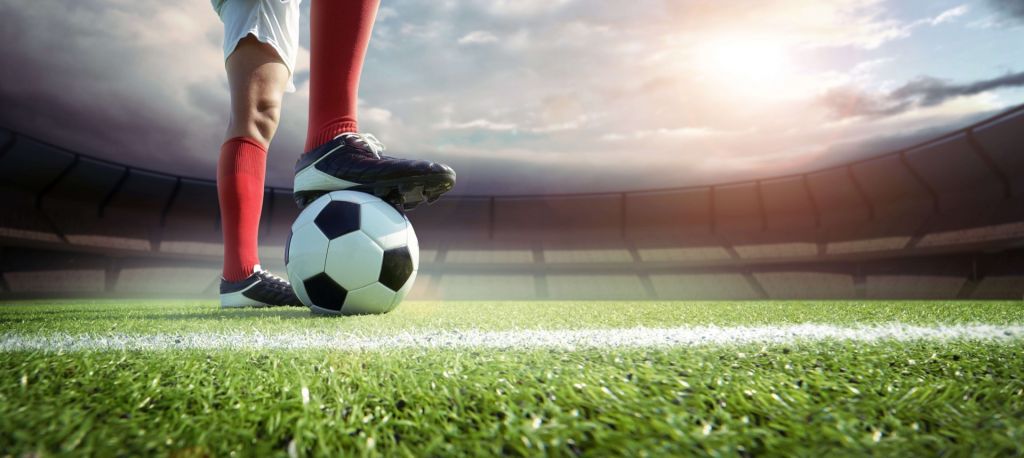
[2,300,1023,456]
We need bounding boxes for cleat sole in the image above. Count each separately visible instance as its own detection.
[294,172,455,211]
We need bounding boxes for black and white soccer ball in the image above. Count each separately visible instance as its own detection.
[286,191,418,315]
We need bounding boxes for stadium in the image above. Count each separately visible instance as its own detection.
[2,106,1023,300]
[2,1,1024,456]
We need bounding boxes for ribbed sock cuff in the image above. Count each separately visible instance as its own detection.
[306,121,359,152]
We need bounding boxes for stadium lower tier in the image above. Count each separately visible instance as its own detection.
[1,245,1021,300]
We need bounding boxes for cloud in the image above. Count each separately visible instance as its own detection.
[929,5,968,25]
[819,87,910,119]
[986,0,1024,22]
[653,0,914,50]
[0,0,229,179]
[477,0,577,17]
[436,119,518,131]
[457,30,498,45]
[600,127,735,142]
[892,72,1024,107]
[0,0,1017,195]
[821,70,1024,119]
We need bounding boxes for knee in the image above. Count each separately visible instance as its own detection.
[250,98,281,142]
[231,98,281,146]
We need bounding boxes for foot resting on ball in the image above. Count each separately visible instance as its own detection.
[219,266,301,308]
[293,132,456,211]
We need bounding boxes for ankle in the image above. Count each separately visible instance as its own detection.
[305,121,359,152]
[222,263,259,282]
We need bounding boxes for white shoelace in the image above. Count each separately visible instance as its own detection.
[252,265,288,286]
[340,132,386,157]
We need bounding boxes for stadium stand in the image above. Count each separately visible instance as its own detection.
[160,179,222,256]
[636,246,732,262]
[733,243,818,259]
[0,187,63,243]
[546,274,648,300]
[418,249,438,264]
[754,271,856,300]
[407,273,436,300]
[826,237,910,255]
[2,104,1024,300]
[917,221,1024,247]
[903,133,1005,214]
[406,197,492,242]
[972,109,1024,196]
[850,154,934,235]
[972,276,1024,300]
[493,195,624,241]
[648,273,760,300]
[115,266,221,295]
[543,248,634,264]
[760,176,818,233]
[805,167,871,229]
[435,274,537,300]
[866,275,966,300]
[261,190,294,242]
[713,183,764,236]
[624,188,713,240]
[5,270,106,293]
[445,248,534,264]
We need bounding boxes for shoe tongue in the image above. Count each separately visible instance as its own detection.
[342,133,384,158]
[252,264,263,273]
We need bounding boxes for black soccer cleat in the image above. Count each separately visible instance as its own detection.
[293,132,456,211]
[219,266,301,308]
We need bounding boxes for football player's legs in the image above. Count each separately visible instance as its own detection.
[217,36,289,283]
[225,35,290,147]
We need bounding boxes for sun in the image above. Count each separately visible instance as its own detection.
[694,36,796,96]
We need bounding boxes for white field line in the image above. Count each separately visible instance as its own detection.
[1,324,1023,352]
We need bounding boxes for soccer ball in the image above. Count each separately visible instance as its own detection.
[286,191,418,315]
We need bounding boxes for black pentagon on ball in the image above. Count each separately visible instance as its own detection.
[379,246,414,291]
[303,272,347,311]
[314,200,361,239]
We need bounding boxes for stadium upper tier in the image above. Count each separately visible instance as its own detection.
[1,105,1022,299]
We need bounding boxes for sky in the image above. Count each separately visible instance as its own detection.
[0,0,1022,195]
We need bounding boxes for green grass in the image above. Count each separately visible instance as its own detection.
[2,300,1023,456]
[2,299,1023,335]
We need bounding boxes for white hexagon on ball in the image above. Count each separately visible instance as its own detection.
[361,200,410,250]
[285,191,420,316]
[324,232,384,291]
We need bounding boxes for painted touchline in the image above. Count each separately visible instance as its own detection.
[1,324,1022,352]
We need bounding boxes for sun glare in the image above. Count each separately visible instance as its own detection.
[695,37,795,96]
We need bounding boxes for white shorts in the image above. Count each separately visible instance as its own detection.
[214,0,302,93]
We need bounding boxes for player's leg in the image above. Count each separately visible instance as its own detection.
[293,0,456,211]
[304,0,377,151]
[225,36,288,147]
[217,35,298,307]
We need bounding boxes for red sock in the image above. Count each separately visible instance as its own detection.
[217,137,267,281]
[305,0,380,152]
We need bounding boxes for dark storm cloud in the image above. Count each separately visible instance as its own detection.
[818,86,910,119]
[986,0,1024,22]
[892,71,1024,106]
[821,70,1024,119]
[0,1,230,180]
